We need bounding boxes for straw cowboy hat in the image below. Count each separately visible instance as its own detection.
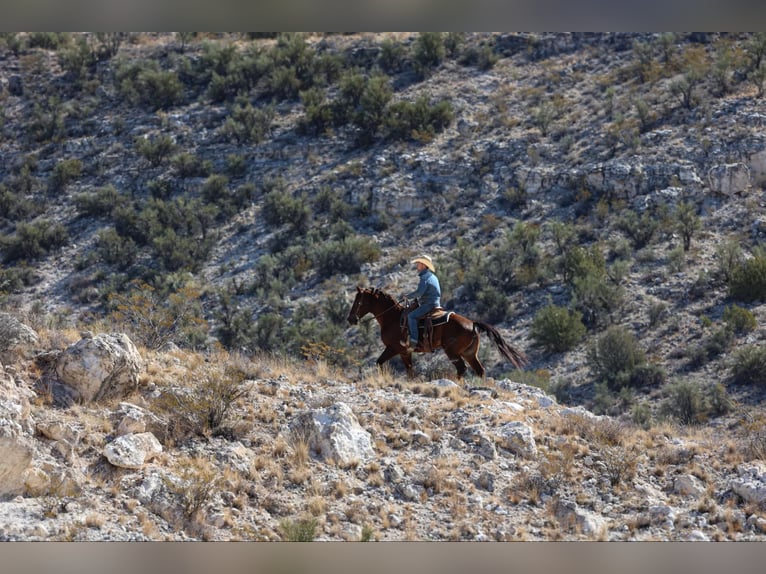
[411,255,435,272]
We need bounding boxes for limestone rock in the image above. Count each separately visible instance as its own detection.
[104,432,162,469]
[115,402,168,438]
[731,463,766,505]
[289,402,374,466]
[708,163,751,196]
[496,421,537,458]
[0,313,38,353]
[55,333,142,403]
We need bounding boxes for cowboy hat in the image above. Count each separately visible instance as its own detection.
[411,255,435,272]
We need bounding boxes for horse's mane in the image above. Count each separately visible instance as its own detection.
[362,287,401,309]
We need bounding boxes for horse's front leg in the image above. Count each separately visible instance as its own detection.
[376,346,414,378]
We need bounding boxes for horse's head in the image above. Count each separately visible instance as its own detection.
[347,286,369,325]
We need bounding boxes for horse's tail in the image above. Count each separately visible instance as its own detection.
[474,321,528,370]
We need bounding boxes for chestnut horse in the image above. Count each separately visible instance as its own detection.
[346,286,527,379]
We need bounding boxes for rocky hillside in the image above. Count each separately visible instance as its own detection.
[2,32,766,540]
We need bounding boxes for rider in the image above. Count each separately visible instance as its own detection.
[402,254,441,350]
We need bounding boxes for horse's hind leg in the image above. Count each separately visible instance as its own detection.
[444,349,468,380]
[463,352,485,378]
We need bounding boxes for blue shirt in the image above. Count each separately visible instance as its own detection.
[407,269,441,308]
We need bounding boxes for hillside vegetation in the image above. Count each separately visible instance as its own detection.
[2,32,766,541]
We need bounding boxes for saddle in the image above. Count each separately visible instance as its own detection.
[401,304,453,353]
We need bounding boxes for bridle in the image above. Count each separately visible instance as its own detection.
[350,292,401,323]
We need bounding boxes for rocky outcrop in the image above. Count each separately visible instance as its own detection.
[55,332,142,403]
[289,402,374,466]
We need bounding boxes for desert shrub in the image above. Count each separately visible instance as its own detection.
[729,253,766,302]
[28,32,70,50]
[107,280,209,349]
[28,96,66,143]
[659,379,708,425]
[379,38,407,73]
[171,152,213,179]
[571,268,624,328]
[166,457,221,521]
[587,325,646,390]
[152,228,215,273]
[385,95,454,142]
[716,240,743,283]
[474,285,511,324]
[311,236,381,279]
[0,185,39,221]
[723,304,757,334]
[262,189,310,232]
[674,201,702,251]
[279,517,318,542]
[215,289,257,351]
[530,303,586,354]
[253,312,285,352]
[135,134,177,167]
[74,185,127,218]
[413,32,445,78]
[95,228,138,269]
[58,35,96,84]
[1,220,69,263]
[48,159,83,194]
[686,326,734,368]
[459,41,498,70]
[115,60,184,110]
[617,208,659,249]
[729,344,766,386]
[351,75,393,145]
[221,99,275,144]
[299,87,334,135]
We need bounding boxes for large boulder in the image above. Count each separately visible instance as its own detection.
[289,402,374,466]
[0,313,38,353]
[55,332,142,403]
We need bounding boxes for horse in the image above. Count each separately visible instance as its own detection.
[346,286,528,379]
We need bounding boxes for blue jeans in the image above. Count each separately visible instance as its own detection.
[407,305,434,344]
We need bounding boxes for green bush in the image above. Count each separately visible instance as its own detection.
[617,209,659,249]
[115,60,183,110]
[48,159,83,194]
[379,38,407,73]
[96,228,138,269]
[135,134,177,167]
[723,304,757,334]
[74,185,127,217]
[729,253,766,302]
[686,327,734,369]
[729,345,766,386]
[262,189,310,232]
[221,100,275,144]
[279,517,318,542]
[171,152,213,179]
[659,379,708,425]
[413,32,445,78]
[311,236,381,279]
[1,220,69,263]
[587,325,646,390]
[530,303,586,354]
[385,95,454,142]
